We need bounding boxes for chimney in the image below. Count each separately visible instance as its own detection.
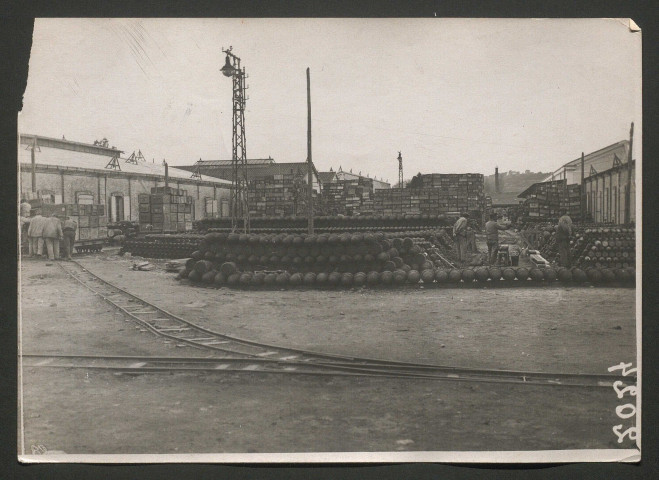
[164,161,169,188]
[495,167,499,193]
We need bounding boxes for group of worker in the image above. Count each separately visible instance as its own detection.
[452,211,573,267]
[453,212,509,265]
[20,200,78,261]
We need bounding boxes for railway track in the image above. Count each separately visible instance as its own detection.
[50,259,629,388]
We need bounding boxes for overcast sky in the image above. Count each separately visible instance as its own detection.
[20,18,641,183]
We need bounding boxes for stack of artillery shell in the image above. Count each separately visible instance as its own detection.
[175,231,635,289]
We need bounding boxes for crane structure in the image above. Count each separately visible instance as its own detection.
[221,46,250,233]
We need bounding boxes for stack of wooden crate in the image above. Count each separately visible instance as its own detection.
[39,203,108,241]
[560,184,582,219]
[321,182,346,216]
[70,204,108,241]
[248,171,313,217]
[373,173,485,218]
[320,177,376,216]
[138,187,194,232]
[522,180,581,221]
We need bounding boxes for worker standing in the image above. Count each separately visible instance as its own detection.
[453,213,469,264]
[20,200,32,255]
[485,213,508,265]
[42,213,63,260]
[27,212,46,257]
[556,211,573,267]
[61,216,78,260]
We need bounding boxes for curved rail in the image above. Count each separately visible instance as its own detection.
[54,260,628,388]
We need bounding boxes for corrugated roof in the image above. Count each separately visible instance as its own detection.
[542,140,629,182]
[20,133,124,156]
[194,158,276,167]
[18,144,231,185]
[180,162,319,182]
[318,171,338,184]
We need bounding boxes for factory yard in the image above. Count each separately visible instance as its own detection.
[19,252,636,454]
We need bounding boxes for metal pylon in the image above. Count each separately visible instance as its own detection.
[223,47,250,233]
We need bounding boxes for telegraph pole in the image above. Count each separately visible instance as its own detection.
[397,151,403,214]
[580,152,585,221]
[221,46,250,233]
[31,136,37,193]
[306,68,314,234]
[625,122,634,224]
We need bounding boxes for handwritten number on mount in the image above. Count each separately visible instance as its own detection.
[613,425,638,444]
[613,380,637,399]
[608,362,637,377]
[609,362,638,445]
[615,403,636,420]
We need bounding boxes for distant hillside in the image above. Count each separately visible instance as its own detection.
[484,170,550,205]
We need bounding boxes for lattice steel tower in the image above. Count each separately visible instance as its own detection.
[221,46,250,233]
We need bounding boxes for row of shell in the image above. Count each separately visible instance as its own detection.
[178,263,636,288]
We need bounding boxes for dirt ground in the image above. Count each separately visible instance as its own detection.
[18,252,637,455]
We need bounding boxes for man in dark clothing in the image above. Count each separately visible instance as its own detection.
[61,216,78,260]
[485,213,508,264]
[556,211,573,267]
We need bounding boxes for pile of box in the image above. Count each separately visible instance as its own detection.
[38,202,108,241]
[138,186,194,233]
[249,172,319,217]
[522,180,581,221]
[373,173,485,218]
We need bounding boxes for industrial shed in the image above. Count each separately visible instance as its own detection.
[542,140,630,185]
[18,134,232,222]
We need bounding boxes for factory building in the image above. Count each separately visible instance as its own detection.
[519,140,636,224]
[18,134,232,222]
[542,140,630,185]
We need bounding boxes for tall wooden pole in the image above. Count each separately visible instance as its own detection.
[31,137,37,193]
[307,67,314,234]
[625,122,634,224]
[580,152,585,221]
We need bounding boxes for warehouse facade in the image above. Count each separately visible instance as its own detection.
[515,141,636,224]
[19,134,232,222]
[542,140,630,185]
[583,160,636,224]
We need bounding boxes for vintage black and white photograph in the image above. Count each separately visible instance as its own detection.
[17,18,641,462]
